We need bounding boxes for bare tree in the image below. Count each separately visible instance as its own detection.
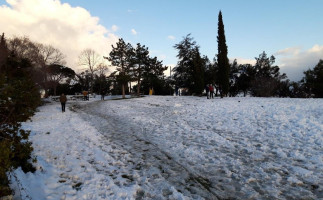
[78,49,101,93]
[97,63,109,77]
[7,36,40,66]
[36,44,66,97]
[37,43,66,66]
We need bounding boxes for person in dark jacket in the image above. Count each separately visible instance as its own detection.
[205,84,210,99]
[59,93,67,112]
[101,90,105,100]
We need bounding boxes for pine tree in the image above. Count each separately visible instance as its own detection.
[217,11,230,97]
[141,56,168,95]
[132,43,150,96]
[191,47,205,95]
[173,34,196,89]
[173,34,205,95]
[251,52,287,97]
[106,38,134,98]
[0,33,8,73]
[302,59,323,98]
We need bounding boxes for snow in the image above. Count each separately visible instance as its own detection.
[10,96,323,199]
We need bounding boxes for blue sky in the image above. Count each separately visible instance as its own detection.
[63,0,322,57]
[1,0,322,81]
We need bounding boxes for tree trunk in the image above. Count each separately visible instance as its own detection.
[122,83,125,98]
[137,79,141,96]
[129,82,132,93]
[54,85,57,96]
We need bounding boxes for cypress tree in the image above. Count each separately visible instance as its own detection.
[217,11,230,97]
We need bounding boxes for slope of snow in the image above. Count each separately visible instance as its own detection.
[11,96,323,199]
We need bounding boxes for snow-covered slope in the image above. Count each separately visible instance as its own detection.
[12,96,323,199]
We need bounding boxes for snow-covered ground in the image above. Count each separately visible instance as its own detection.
[11,96,323,200]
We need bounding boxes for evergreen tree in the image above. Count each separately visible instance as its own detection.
[251,52,287,97]
[132,43,150,96]
[106,38,134,98]
[46,64,75,96]
[75,70,91,92]
[0,33,8,73]
[236,64,255,97]
[173,34,205,95]
[228,59,239,97]
[191,47,205,95]
[0,35,39,196]
[173,34,196,89]
[202,56,213,85]
[217,11,230,98]
[141,56,168,95]
[302,59,323,98]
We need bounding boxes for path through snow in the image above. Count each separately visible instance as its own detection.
[12,96,323,200]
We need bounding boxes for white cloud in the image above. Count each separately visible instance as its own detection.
[231,58,256,65]
[167,35,175,40]
[275,45,323,81]
[230,45,323,82]
[0,0,119,71]
[275,46,301,56]
[131,29,137,35]
[111,25,119,32]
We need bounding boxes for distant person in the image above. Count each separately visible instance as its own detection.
[82,91,88,101]
[101,90,105,100]
[209,84,214,99]
[59,93,67,112]
[205,84,210,99]
[175,86,179,96]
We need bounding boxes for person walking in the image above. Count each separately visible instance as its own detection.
[205,84,210,99]
[59,93,67,112]
[209,84,214,99]
[101,90,105,100]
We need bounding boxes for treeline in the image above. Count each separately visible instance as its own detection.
[172,35,323,98]
[105,38,172,98]
[171,11,323,98]
[172,34,323,98]
[64,39,173,98]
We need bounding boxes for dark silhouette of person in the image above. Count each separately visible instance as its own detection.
[59,93,67,112]
[205,84,210,99]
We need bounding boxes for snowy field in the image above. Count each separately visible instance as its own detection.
[11,96,323,200]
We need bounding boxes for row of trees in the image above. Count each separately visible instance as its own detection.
[172,11,231,97]
[61,40,172,98]
[171,11,323,98]
[105,38,171,98]
[0,34,172,101]
[172,33,323,98]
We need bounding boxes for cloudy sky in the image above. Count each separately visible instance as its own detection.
[1,0,322,81]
